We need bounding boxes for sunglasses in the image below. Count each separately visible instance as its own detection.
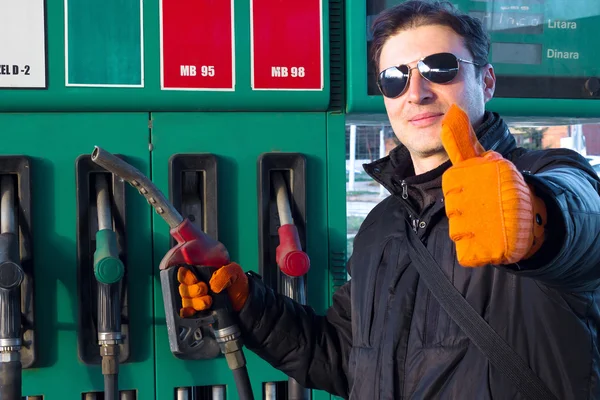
[377,52,482,99]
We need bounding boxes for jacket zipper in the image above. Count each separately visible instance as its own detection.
[401,179,438,345]
[401,180,421,234]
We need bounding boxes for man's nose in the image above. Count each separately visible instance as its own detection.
[406,70,434,104]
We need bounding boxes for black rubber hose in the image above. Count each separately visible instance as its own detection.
[98,283,121,335]
[288,377,311,400]
[0,360,21,399]
[232,366,254,400]
[104,373,118,400]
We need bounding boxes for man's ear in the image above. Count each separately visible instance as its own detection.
[482,64,496,103]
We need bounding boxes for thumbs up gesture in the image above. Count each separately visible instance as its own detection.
[441,104,546,267]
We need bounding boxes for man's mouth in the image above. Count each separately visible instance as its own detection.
[409,112,444,126]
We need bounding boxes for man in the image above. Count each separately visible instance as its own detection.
[178,1,600,398]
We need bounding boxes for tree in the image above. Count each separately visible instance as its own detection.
[518,127,548,150]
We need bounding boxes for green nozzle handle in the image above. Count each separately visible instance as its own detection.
[94,229,125,284]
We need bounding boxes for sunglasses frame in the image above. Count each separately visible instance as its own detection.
[377,52,482,99]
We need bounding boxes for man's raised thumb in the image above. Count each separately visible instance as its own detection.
[442,104,485,165]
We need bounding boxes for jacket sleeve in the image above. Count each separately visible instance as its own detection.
[236,273,352,398]
[505,148,600,292]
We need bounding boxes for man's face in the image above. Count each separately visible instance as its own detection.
[378,24,495,163]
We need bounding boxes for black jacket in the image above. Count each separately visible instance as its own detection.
[238,113,600,399]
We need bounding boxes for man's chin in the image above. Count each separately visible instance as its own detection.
[412,145,446,159]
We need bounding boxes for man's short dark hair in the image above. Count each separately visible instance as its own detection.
[371,0,490,73]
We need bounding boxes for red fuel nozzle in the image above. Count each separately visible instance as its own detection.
[159,218,230,270]
[271,170,310,277]
[276,224,310,277]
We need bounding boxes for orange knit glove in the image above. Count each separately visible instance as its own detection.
[177,262,249,317]
[441,104,547,267]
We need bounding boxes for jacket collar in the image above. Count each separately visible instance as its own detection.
[363,111,517,195]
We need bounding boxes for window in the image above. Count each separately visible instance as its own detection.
[345,120,600,260]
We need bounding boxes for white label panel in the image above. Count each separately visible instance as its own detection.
[0,0,47,88]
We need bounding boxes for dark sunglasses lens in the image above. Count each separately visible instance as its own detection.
[379,65,409,98]
[420,53,459,84]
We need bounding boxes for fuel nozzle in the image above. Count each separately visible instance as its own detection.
[272,172,310,279]
[91,146,255,400]
[0,175,25,399]
[94,174,125,400]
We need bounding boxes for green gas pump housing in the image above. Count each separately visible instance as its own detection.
[0,0,596,398]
